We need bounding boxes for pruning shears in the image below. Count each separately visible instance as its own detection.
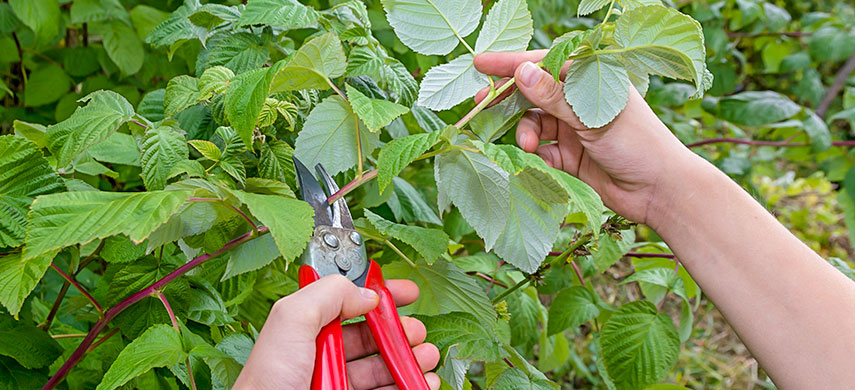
[293,157,429,390]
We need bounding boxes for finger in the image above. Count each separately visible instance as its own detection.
[347,343,441,390]
[342,316,426,360]
[514,61,587,130]
[516,110,559,153]
[275,274,379,334]
[372,373,442,390]
[385,279,419,307]
[474,50,549,77]
[474,78,517,107]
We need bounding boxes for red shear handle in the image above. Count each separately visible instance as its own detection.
[364,260,431,390]
[299,266,348,390]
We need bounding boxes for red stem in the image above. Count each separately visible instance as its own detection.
[327,169,378,205]
[49,264,102,312]
[687,138,855,149]
[570,260,586,288]
[156,291,197,390]
[43,227,268,390]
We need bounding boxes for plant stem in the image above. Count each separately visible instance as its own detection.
[570,260,586,287]
[156,291,197,390]
[455,77,518,129]
[327,169,378,205]
[43,227,269,390]
[51,334,87,339]
[549,233,592,266]
[49,264,102,313]
[87,328,119,353]
[816,54,855,118]
[329,79,348,102]
[625,252,676,259]
[491,276,529,304]
[466,271,509,289]
[384,239,416,267]
[40,282,70,330]
[189,198,258,231]
[12,32,25,93]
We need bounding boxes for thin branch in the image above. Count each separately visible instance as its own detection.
[12,32,25,93]
[75,240,105,276]
[327,169,378,205]
[49,264,102,313]
[624,252,676,259]
[156,291,197,390]
[43,227,269,390]
[466,271,509,289]
[455,78,518,129]
[87,328,118,353]
[687,138,855,149]
[384,239,416,267]
[816,54,855,118]
[51,334,87,339]
[491,277,530,304]
[40,282,70,331]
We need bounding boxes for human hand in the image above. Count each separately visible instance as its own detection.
[474,51,700,227]
[234,275,441,390]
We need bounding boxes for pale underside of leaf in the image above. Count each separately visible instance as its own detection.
[475,0,534,53]
[381,0,482,55]
[563,54,630,128]
[418,54,490,111]
[294,96,378,176]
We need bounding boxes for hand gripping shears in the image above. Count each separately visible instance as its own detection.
[293,157,430,390]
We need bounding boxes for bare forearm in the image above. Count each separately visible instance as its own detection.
[649,152,855,388]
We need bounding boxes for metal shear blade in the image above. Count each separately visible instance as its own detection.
[293,158,354,229]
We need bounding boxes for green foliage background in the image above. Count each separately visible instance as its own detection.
[0,0,854,389]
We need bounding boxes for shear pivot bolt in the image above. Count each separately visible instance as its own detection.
[350,231,363,246]
[335,255,352,271]
[323,233,339,249]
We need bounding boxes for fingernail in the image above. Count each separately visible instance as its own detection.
[519,133,530,149]
[360,288,378,300]
[519,62,541,88]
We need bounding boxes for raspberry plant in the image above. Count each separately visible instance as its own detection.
[1,0,853,389]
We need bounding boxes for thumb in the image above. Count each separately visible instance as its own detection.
[514,62,587,130]
[281,274,379,333]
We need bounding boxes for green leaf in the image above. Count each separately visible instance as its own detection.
[9,0,59,45]
[258,141,296,188]
[614,6,707,98]
[140,127,189,191]
[12,121,47,149]
[600,301,680,390]
[543,31,590,81]
[346,84,410,132]
[809,26,855,63]
[46,91,135,168]
[187,281,233,325]
[547,286,601,335]
[803,110,832,152]
[206,32,269,75]
[0,311,63,369]
[381,0,482,56]
[225,67,272,150]
[621,268,688,303]
[506,287,540,349]
[294,96,378,176]
[474,0,533,53]
[98,20,145,75]
[470,92,533,143]
[244,178,294,198]
[270,33,346,92]
[23,189,195,260]
[187,3,239,29]
[97,324,186,390]
[229,191,314,262]
[491,367,556,390]
[414,312,501,361]
[592,229,636,273]
[383,259,496,325]
[188,140,222,161]
[23,63,71,107]
[577,0,610,16]
[197,66,234,101]
[377,131,441,193]
[346,47,418,106]
[222,234,279,280]
[388,177,443,225]
[130,5,170,40]
[0,251,57,317]
[550,169,603,235]
[365,210,449,264]
[436,148,510,249]
[563,54,629,128]
[418,54,489,111]
[239,0,319,29]
[0,136,64,248]
[165,76,200,117]
[714,91,801,126]
[0,356,49,390]
[145,2,205,49]
[89,133,141,167]
[101,235,147,263]
[492,175,566,273]
[70,0,128,24]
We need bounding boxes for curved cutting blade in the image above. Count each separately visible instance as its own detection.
[293,157,332,226]
[315,164,354,229]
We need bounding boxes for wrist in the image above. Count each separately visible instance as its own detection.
[644,148,721,235]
